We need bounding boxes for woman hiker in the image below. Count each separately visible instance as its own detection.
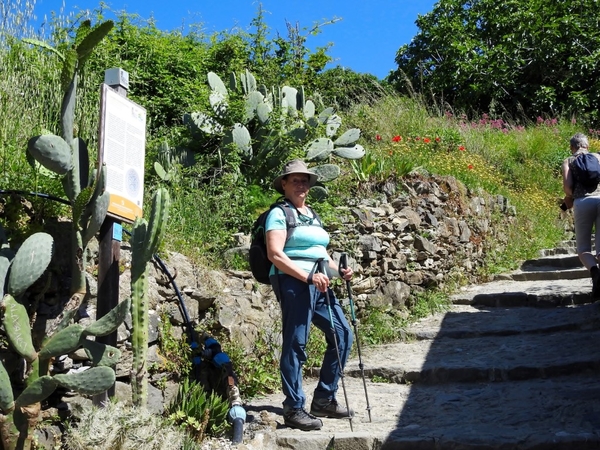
[265,159,354,431]
[562,132,600,296]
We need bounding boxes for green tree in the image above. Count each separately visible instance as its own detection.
[388,0,600,123]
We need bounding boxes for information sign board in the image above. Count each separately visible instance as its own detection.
[98,83,147,223]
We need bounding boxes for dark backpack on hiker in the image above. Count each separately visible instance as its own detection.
[571,152,600,192]
[249,200,321,285]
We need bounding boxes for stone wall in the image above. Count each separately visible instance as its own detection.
[1,173,520,418]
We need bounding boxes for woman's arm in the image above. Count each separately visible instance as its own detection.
[266,229,312,283]
[562,158,574,208]
[266,229,333,293]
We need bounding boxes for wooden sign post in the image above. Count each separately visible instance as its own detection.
[94,68,147,404]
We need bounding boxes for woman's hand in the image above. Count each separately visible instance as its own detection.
[340,266,353,281]
[564,195,574,209]
[311,272,330,293]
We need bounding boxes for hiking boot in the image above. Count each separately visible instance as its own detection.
[283,407,323,431]
[310,397,354,419]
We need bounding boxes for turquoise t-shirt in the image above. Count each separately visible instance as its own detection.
[265,205,329,276]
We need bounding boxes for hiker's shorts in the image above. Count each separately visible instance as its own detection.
[573,195,600,254]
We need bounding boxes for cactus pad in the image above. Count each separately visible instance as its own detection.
[27,134,73,176]
[8,232,53,298]
[312,164,341,183]
[38,324,85,360]
[81,339,122,367]
[54,366,115,395]
[3,295,37,362]
[208,72,228,96]
[333,144,366,160]
[15,376,58,408]
[0,361,15,413]
[84,297,131,337]
[305,138,334,162]
[334,128,361,146]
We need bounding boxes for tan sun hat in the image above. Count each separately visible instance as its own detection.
[272,159,318,194]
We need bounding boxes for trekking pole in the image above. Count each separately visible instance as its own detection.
[339,253,372,422]
[317,259,353,432]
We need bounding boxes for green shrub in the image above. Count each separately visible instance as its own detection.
[166,377,230,442]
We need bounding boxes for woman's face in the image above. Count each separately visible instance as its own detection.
[281,174,310,199]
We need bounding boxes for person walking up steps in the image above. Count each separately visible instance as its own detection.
[265,159,354,431]
[561,132,600,296]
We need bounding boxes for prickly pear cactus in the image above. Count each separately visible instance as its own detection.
[24,19,113,331]
[2,19,120,450]
[183,70,366,196]
[130,188,170,407]
[0,231,129,450]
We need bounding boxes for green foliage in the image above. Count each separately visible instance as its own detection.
[389,0,600,123]
[360,307,407,346]
[313,67,390,111]
[246,3,337,89]
[150,310,192,379]
[166,377,230,441]
[221,330,280,399]
[408,291,450,321]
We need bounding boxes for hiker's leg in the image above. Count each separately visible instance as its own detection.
[594,198,600,262]
[276,274,316,409]
[311,288,353,400]
[574,197,598,269]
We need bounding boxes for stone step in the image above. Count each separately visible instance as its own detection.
[348,327,600,385]
[405,303,600,340]
[450,278,594,307]
[241,246,600,450]
[506,267,588,281]
[245,374,600,449]
[520,253,582,270]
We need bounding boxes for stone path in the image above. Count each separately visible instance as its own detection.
[240,242,600,449]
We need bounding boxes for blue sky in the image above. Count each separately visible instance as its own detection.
[32,0,437,79]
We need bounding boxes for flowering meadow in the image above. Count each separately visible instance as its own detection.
[342,96,580,274]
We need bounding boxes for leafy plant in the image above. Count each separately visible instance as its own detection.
[221,329,280,399]
[166,377,230,441]
[389,0,600,124]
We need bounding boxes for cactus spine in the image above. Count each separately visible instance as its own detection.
[130,188,170,407]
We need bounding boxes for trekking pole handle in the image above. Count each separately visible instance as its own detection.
[339,253,348,272]
[317,258,327,275]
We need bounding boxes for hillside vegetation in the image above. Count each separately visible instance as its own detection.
[0,4,576,277]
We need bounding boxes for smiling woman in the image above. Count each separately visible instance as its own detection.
[263,159,356,431]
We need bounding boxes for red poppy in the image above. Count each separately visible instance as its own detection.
[459,146,466,151]
[468,164,474,170]
[423,137,431,143]
[376,134,382,141]
[392,135,402,142]
[435,137,441,142]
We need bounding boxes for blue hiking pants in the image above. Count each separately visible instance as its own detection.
[271,274,353,409]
